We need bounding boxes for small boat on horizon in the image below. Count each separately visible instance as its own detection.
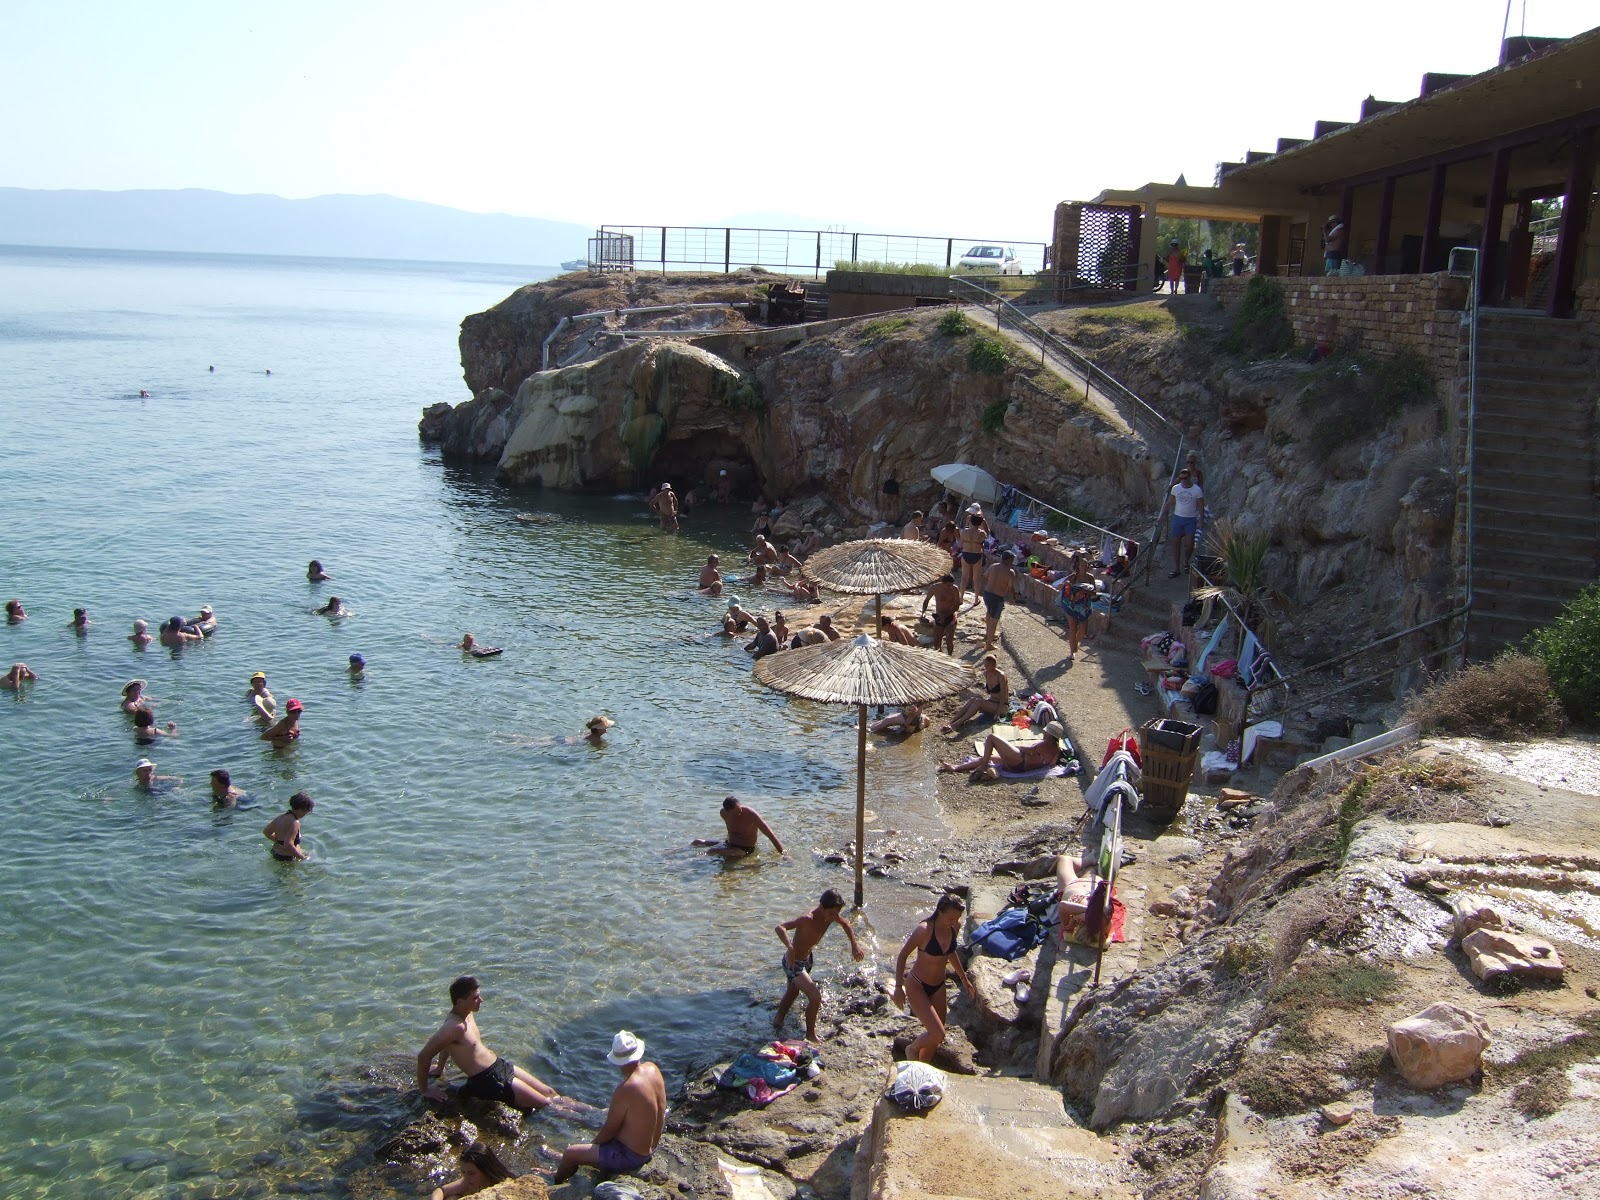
[561,259,586,272]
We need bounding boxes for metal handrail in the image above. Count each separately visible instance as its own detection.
[1003,487,1134,548]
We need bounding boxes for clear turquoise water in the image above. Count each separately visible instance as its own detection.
[0,246,940,1198]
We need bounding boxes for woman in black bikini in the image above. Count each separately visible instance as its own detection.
[939,654,1008,733]
[892,895,974,1062]
[956,513,987,603]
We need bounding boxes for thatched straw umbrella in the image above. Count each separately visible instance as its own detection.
[802,538,953,635]
[754,634,970,907]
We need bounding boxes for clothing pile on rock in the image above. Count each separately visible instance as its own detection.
[716,1040,821,1106]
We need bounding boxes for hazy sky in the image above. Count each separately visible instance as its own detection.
[3,0,1594,241]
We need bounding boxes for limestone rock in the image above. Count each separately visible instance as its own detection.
[419,401,453,443]
[476,1177,551,1200]
[1461,929,1564,983]
[891,1024,978,1075]
[374,1112,460,1163]
[1386,1002,1489,1090]
[1450,894,1509,941]
[1320,1101,1355,1128]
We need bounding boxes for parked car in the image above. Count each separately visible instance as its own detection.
[957,244,1022,275]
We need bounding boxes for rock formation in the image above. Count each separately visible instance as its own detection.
[1386,1001,1490,1089]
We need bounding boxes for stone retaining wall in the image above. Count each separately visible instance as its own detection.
[1210,272,1469,382]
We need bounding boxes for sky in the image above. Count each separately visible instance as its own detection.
[2,0,1595,243]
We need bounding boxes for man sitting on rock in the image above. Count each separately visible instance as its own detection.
[417,975,569,1111]
[550,1031,665,1184]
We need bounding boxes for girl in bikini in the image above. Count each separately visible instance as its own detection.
[939,655,1008,733]
[892,895,974,1062]
[956,514,987,603]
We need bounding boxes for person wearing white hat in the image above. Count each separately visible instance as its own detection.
[133,758,177,791]
[551,1031,666,1184]
[648,481,679,532]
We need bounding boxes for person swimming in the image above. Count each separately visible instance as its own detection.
[314,597,348,617]
[129,619,152,647]
[457,633,503,658]
[2,663,38,691]
[260,699,302,747]
[307,560,330,581]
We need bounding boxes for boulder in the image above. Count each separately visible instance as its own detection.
[1450,894,1509,941]
[1460,929,1565,983]
[419,401,453,443]
[476,1178,552,1200]
[1386,1002,1489,1090]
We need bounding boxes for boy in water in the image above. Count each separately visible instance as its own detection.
[774,889,865,1041]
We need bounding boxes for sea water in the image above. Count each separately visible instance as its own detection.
[0,246,941,1198]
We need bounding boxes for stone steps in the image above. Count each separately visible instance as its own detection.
[1473,481,1597,512]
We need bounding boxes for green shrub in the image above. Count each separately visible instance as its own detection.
[937,309,971,337]
[1220,275,1293,357]
[968,333,1010,375]
[857,315,914,343]
[981,397,1009,434]
[834,259,948,276]
[1527,582,1600,723]
[1301,347,1436,453]
[1406,652,1566,739]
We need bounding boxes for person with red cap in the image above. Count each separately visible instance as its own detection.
[261,697,303,747]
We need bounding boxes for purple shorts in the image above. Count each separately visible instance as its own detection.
[596,1137,652,1174]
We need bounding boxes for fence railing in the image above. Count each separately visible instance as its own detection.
[597,225,1049,277]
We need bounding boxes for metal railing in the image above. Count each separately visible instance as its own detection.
[1188,564,1291,715]
[597,224,1049,278]
[999,486,1137,554]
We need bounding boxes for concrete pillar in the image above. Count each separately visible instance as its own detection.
[1136,202,1159,293]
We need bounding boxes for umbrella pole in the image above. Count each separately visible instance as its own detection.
[854,702,867,908]
[874,594,882,638]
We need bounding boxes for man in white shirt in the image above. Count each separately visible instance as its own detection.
[1159,467,1204,578]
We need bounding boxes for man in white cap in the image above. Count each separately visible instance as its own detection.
[648,482,679,532]
[551,1030,665,1184]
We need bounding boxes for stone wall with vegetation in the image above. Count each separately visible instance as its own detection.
[1211,273,1469,383]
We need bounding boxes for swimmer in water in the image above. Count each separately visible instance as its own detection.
[430,1141,513,1200]
[695,795,784,859]
[134,758,179,791]
[187,605,217,636]
[458,633,503,658]
[314,596,348,617]
[139,389,150,398]
[121,679,151,714]
[246,672,275,721]
[70,607,90,632]
[2,663,38,690]
[868,703,927,735]
[584,715,614,745]
[348,653,366,676]
[209,768,245,807]
[698,555,723,596]
[160,616,203,646]
[133,706,178,741]
[307,560,330,581]
[774,889,865,1041]
[262,792,312,860]
[129,619,152,647]
[261,698,302,747]
[5,599,26,623]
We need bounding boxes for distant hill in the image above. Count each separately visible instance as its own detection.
[0,188,591,266]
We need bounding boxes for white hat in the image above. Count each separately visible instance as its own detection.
[1042,721,1067,740]
[966,503,983,514]
[719,469,727,475]
[606,1029,645,1065]
[135,758,155,771]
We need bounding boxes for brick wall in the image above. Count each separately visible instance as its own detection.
[1210,273,1469,385]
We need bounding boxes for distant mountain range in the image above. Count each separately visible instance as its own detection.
[0,187,591,266]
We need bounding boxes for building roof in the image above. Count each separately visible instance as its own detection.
[1222,27,1600,193]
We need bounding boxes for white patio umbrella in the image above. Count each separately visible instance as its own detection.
[931,463,1003,505]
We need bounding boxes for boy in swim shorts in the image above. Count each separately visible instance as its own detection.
[774,890,865,1041]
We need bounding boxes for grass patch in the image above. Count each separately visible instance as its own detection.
[1527,581,1600,723]
[937,308,971,337]
[1405,653,1566,740]
[1220,275,1293,357]
[1498,1011,1600,1118]
[981,397,1009,435]
[1072,305,1176,333]
[711,375,764,412]
[1299,346,1436,453]
[857,315,915,343]
[1330,756,1480,859]
[1234,1052,1347,1117]
[834,260,948,276]
[968,333,1010,375]
[1273,961,1401,1012]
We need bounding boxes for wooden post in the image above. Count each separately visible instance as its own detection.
[1550,128,1594,319]
[1480,147,1511,305]
[854,703,867,908]
[1420,164,1447,272]
[1373,175,1396,274]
